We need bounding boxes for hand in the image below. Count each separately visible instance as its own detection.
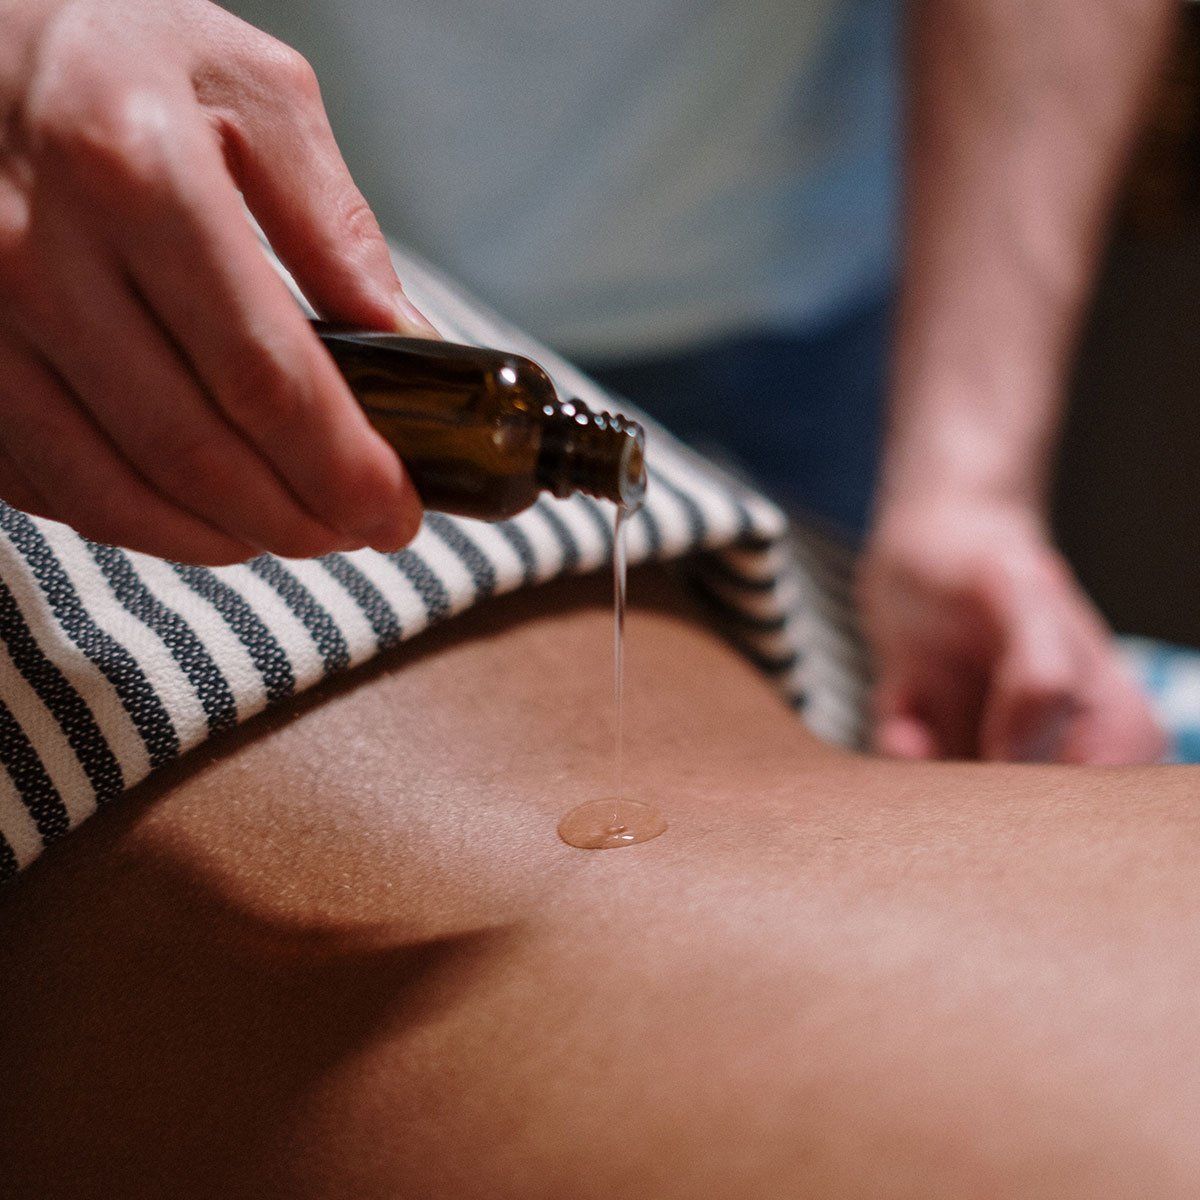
[0,0,436,564]
[858,500,1167,764]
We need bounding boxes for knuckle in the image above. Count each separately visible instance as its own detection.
[336,193,386,251]
[160,427,229,491]
[219,342,309,435]
[29,83,175,207]
[256,39,321,100]
[1022,663,1075,703]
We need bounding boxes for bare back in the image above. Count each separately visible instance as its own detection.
[2,566,1198,1198]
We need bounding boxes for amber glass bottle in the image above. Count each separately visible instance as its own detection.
[313,322,647,521]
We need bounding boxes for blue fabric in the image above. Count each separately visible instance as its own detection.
[586,292,892,538]
[1119,638,1200,764]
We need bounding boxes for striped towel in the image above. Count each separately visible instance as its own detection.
[0,242,868,881]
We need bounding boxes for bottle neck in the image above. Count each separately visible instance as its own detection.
[536,400,647,510]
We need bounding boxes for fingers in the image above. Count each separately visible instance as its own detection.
[1057,654,1169,766]
[978,570,1082,763]
[1055,590,1168,765]
[16,188,366,559]
[38,82,422,551]
[870,668,980,761]
[1052,588,1167,764]
[986,628,1166,766]
[0,333,255,565]
[982,681,1077,764]
[11,22,427,558]
[861,504,1168,766]
[208,37,437,337]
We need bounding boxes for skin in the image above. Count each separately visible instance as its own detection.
[860,0,1176,764]
[0,0,432,564]
[2,566,1199,1199]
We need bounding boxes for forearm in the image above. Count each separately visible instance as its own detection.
[882,0,1176,515]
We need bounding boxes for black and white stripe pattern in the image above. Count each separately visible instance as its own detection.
[0,242,868,880]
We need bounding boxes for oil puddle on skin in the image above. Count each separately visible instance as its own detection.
[558,505,668,851]
[557,797,667,850]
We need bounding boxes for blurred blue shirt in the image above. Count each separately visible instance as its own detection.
[230,0,899,361]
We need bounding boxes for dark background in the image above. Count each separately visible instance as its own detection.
[1054,2,1200,646]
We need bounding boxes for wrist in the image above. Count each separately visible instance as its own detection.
[883,275,1074,516]
[874,456,1049,533]
[867,483,1052,564]
[877,376,1060,523]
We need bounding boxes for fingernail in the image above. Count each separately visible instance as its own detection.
[393,291,439,338]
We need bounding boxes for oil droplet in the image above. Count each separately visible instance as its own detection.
[557,798,667,850]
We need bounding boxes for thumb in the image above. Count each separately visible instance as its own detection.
[979,592,1080,763]
[872,678,938,760]
[220,52,438,337]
